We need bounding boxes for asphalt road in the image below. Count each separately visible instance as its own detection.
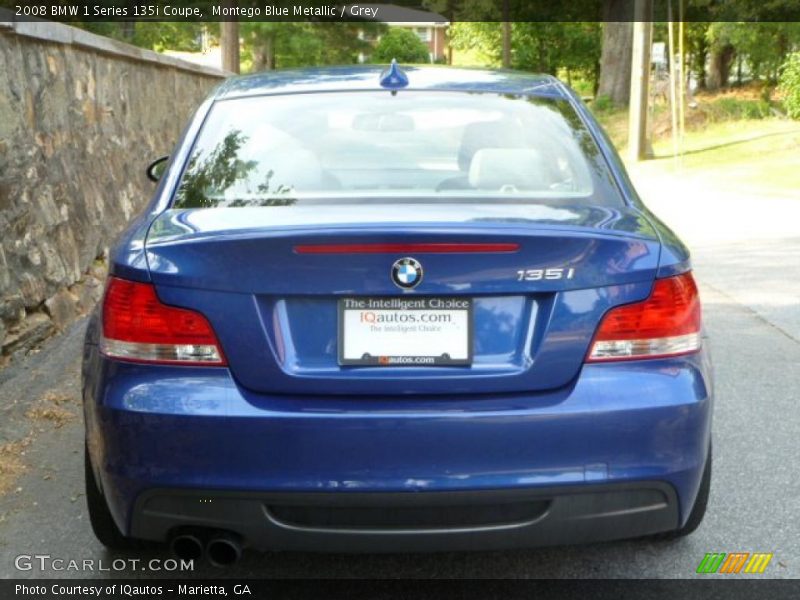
[0,167,798,579]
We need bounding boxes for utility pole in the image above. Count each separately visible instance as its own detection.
[628,0,653,161]
[220,0,240,74]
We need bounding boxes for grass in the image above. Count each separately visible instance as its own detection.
[592,84,800,198]
[450,47,496,68]
[646,120,800,198]
[444,61,797,195]
[593,83,783,149]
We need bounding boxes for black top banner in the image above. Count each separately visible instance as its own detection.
[2,0,800,23]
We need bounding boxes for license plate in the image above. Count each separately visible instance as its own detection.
[338,297,473,366]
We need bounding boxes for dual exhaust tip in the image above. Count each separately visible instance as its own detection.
[170,530,242,567]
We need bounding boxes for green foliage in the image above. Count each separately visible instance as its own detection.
[176,131,255,209]
[424,0,603,22]
[650,20,800,90]
[567,77,596,97]
[448,22,501,66]
[515,22,601,77]
[241,23,381,71]
[174,130,298,209]
[371,28,431,64]
[708,97,772,121]
[74,22,205,52]
[779,53,800,119]
[449,22,600,80]
[706,22,800,82]
[683,23,711,85]
[591,95,614,113]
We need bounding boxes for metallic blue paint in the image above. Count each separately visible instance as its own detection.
[379,60,410,90]
[84,66,712,547]
[215,66,563,101]
[83,346,712,536]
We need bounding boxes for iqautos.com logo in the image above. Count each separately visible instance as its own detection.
[696,552,773,574]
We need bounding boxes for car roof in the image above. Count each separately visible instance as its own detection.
[214,65,567,100]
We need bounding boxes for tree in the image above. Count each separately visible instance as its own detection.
[705,24,737,90]
[75,22,205,52]
[448,21,502,66]
[705,22,800,87]
[646,19,800,92]
[372,28,431,64]
[779,52,800,118]
[685,23,710,90]
[515,23,600,80]
[688,1,800,88]
[176,131,256,209]
[449,22,600,82]
[243,23,296,71]
[241,23,382,72]
[596,0,634,106]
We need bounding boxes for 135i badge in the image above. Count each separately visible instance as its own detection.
[516,268,576,281]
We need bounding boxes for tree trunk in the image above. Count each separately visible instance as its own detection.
[252,44,266,72]
[266,35,275,70]
[501,0,511,68]
[120,22,135,41]
[597,1,634,105]
[706,44,734,90]
[121,2,135,40]
[221,21,240,74]
[537,36,548,74]
[693,36,708,90]
[597,21,633,105]
[736,55,743,85]
[775,32,789,83]
[446,0,454,65]
[251,33,275,72]
[593,59,601,96]
[502,23,511,68]
[597,0,634,104]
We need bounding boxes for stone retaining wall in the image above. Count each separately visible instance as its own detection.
[0,20,228,359]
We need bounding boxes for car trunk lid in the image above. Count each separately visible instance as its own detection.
[144,204,660,395]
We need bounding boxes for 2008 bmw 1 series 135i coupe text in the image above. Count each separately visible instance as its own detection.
[81,64,712,564]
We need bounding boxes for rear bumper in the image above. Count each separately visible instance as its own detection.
[132,483,679,552]
[83,348,713,551]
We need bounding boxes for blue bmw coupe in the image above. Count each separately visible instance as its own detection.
[82,64,712,564]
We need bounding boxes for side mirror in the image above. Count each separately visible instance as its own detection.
[146,155,169,182]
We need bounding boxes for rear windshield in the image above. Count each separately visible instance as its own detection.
[172,91,622,208]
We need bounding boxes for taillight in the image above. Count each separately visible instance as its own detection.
[587,272,702,362]
[100,277,226,366]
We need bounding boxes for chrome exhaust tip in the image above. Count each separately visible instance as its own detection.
[206,532,242,567]
[169,532,204,562]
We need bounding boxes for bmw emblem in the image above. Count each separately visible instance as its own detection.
[391,257,423,289]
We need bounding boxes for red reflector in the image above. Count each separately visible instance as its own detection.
[100,277,226,365]
[587,272,702,362]
[294,243,520,254]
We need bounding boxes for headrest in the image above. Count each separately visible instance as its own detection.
[468,148,549,191]
[458,120,526,171]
